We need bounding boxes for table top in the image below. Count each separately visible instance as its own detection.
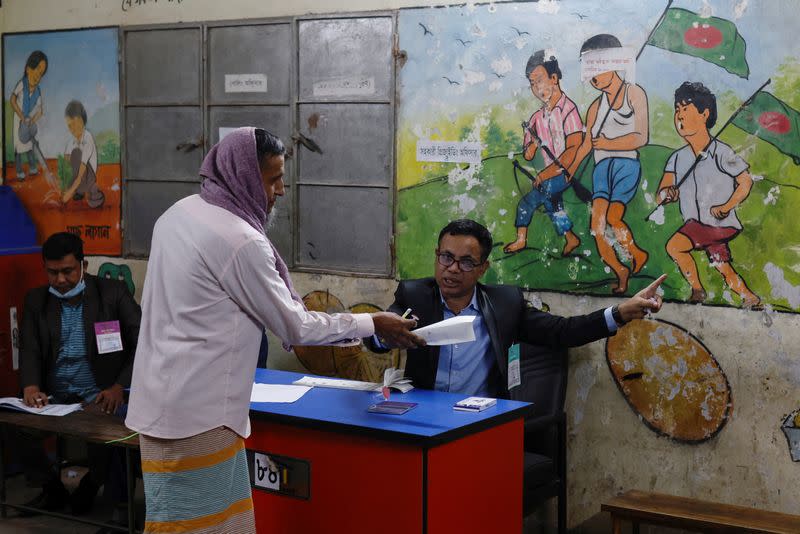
[0,404,139,448]
[249,369,533,447]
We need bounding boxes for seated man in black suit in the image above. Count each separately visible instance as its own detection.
[371,219,665,398]
[16,232,141,515]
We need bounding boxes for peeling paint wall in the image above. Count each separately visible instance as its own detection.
[562,296,800,522]
[9,1,800,531]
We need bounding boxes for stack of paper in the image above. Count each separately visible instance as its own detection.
[293,368,414,394]
[0,398,82,417]
[250,383,311,403]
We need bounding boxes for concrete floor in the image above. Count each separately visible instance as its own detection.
[0,475,693,534]
[0,466,144,534]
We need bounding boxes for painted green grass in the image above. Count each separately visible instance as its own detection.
[397,144,799,311]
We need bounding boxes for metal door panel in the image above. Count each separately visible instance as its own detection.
[298,18,393,101]
[297,104,391,186]
[126,107,203,181]
[208,24,291,104]
[125,28,201,105]
[296,186,390,273]
[208,106,290,145]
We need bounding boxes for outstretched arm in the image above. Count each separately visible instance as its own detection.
[617,274,667,322]
[62,162,87,204]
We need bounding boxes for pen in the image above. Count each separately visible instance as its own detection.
[402,308,412,319]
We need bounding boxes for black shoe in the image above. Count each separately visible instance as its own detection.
[17,479,68,516]
[73,192,85,201]
[70,475,100,516]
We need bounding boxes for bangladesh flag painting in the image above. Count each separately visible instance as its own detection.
[732,91,800,165]
[648,7,749,79]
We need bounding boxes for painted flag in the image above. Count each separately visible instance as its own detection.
[647,7,749,79]
[732,91,800,165]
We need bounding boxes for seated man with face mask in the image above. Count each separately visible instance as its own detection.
[16,232,141,515]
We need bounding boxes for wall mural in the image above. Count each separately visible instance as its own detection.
[3,28,121,255]
[293,290,401,382]
[396,1,800,313]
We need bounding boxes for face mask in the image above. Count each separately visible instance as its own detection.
[49,264,85,299]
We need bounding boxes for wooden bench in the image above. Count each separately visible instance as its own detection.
[602,490,800,534]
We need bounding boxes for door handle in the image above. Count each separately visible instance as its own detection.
[291,132,323,154]
[176,137,203,152]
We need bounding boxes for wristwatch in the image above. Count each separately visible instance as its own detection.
[611,305,626,327]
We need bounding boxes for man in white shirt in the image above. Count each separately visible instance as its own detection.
[126,127,423,533]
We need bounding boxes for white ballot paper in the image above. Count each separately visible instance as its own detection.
[411,315,476,345]
[0,397,82,416]
[293,369,414,394]
[250,383,311,403]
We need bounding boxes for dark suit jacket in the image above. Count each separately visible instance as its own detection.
[372,278,612,399]
[20,274,141,394]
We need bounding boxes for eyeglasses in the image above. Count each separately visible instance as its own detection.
[437,252,483,272]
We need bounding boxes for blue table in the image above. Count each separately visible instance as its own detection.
[247,369,532,533]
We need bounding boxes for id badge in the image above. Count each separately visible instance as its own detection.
[95,321,123,354]
[508,343,521,390]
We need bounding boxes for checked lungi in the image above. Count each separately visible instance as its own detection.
[140,426,255,533]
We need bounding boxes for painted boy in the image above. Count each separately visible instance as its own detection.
[10,50,48,180]
[505,50,583,256]
[570,34,649,294]
[62,100,105,208]
[657,82,760,308]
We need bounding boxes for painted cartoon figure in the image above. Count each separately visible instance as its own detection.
[9,50,48,180]
[62,100,105,208]
[504,50,583,256]
[657,82,760,308]
[570,34,649,294]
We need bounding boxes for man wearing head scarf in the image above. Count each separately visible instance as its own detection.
[126,128,423,533]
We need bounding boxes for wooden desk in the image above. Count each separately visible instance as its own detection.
[602,490,800,534]
[0,407,139,533]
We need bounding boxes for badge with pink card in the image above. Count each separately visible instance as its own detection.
[94,321,123,354]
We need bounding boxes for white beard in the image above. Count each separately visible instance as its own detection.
[265,206,278,232]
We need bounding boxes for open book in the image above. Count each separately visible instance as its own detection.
[0,397,83,417]
[292,367,413,394]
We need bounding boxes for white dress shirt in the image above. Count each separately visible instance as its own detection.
[126,195,374,439]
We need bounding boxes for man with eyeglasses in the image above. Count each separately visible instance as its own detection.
[370,219,665,398]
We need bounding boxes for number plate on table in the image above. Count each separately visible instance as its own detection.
[246,449,310,499]
[253,452,280,490]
